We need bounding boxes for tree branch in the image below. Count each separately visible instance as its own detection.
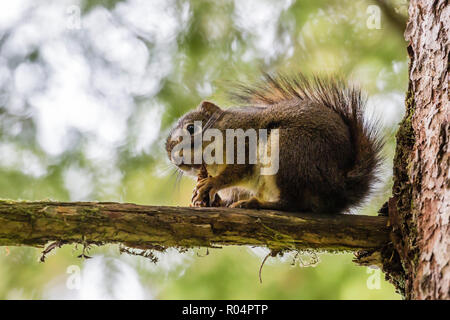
[0,201,390,253]
[373,0,408,35]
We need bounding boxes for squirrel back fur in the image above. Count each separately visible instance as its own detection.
[227,73,384,212]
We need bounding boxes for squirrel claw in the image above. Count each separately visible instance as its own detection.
[192,201,207,207]
[191,178,209,201]
[191,178,217,207]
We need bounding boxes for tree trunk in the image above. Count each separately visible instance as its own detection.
[388,0,449,300]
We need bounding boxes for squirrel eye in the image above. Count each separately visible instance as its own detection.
[186,124,195,135]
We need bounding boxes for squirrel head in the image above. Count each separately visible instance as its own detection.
[166,101,223,175]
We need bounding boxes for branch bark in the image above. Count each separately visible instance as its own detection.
[0,201,389,253]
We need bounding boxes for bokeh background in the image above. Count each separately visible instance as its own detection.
[0,0,408,299]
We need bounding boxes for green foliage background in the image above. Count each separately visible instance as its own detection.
[0,0,407,299]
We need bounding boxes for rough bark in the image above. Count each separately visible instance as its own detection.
[388,0,449,300]
[0,201,389,254]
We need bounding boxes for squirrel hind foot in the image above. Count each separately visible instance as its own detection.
[229,197,288,211]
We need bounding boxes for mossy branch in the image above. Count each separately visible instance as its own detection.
[0,201,390,254]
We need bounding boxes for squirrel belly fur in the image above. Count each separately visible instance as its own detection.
[166,73,384,214]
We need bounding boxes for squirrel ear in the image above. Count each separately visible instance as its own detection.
[198,101,222,117]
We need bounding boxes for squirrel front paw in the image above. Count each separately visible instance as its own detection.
[191,177,219,207]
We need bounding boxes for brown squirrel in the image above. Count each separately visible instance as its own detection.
[165,73,383,214]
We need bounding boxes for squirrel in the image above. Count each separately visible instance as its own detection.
[165,73,383,214]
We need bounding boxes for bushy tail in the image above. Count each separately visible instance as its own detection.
[228,73,384,208]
